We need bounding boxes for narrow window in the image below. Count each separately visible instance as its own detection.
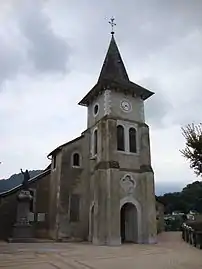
[94,129,98,155]
[70,194,80,222]
[129,127,137,153]
[117,125,125,151]
[53,155,56,169]
[73,153,80,167]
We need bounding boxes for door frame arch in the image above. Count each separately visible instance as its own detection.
[120,197,142,243]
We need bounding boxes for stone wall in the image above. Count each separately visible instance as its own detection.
[156,201,165,233]
[87,91,145,129]
[0,191,18,240]
[33,170,51,238]
[55,131,91,240]
[48,151,63,239]
[0,170,51,240]
[88,114,157,245]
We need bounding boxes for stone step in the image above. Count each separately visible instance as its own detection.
[8,237,54,243]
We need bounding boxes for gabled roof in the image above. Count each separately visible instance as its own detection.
[78,34,154,106]
[47,135,84,157]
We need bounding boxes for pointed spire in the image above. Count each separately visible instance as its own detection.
[78,19,154,107]
[98,33,129,83]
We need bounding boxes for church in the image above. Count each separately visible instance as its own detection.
[0,28,158,245]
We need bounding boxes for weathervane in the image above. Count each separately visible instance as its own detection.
[109,17,116,35]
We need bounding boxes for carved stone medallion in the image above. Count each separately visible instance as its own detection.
[120,174,136,194]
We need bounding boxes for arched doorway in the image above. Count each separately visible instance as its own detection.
[120,202,138,243]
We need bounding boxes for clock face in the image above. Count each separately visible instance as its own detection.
[120,100,132,112]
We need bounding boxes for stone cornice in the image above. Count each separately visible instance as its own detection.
[120,165,153,173]
[95,161,120,170]
[85,115,149,131]
[92,162,153,173]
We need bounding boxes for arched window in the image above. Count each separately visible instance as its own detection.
[129,127,137,153]
[94,129,98,155]
[117,125,125,151]
[73,153,80,167]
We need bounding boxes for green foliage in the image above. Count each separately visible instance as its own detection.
[165,216,184,231]
[180,123,202,176]
[157,181,202,214]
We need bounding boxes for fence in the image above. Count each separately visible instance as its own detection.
[182,222,202,249]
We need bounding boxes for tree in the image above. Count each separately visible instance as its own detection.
[157,181,202,214]
[180,123,202,176]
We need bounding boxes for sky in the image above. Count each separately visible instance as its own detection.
[0,0,202,192]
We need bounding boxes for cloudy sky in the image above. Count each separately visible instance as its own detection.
[0,0,202,191]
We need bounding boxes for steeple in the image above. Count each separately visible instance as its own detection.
[78,19,154,107]
[98,34,129,83]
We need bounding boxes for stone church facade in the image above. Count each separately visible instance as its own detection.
[0,33,157,244]
[47,33,157,245]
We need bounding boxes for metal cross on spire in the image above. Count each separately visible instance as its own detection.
[109,17,116,35]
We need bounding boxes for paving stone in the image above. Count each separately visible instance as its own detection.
[0,232,201,269]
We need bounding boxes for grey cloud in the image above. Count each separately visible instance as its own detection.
[52,0,202,111]
[141,77,172,128]
[16,0,70,74]
[0,41,24,86]
[0,0,71,91]
[170,69,202,126]
[114,0,202,60]
[57,0,202,62]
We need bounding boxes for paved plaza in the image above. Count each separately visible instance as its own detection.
[0,232,202,269]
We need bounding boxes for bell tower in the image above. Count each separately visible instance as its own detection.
[79,19,157,245]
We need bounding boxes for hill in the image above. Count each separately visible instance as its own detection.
[157,181,202,214]
[0,170,43,193]
[155,181,184,196]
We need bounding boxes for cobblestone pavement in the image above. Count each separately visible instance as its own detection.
[0,232,202,269]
